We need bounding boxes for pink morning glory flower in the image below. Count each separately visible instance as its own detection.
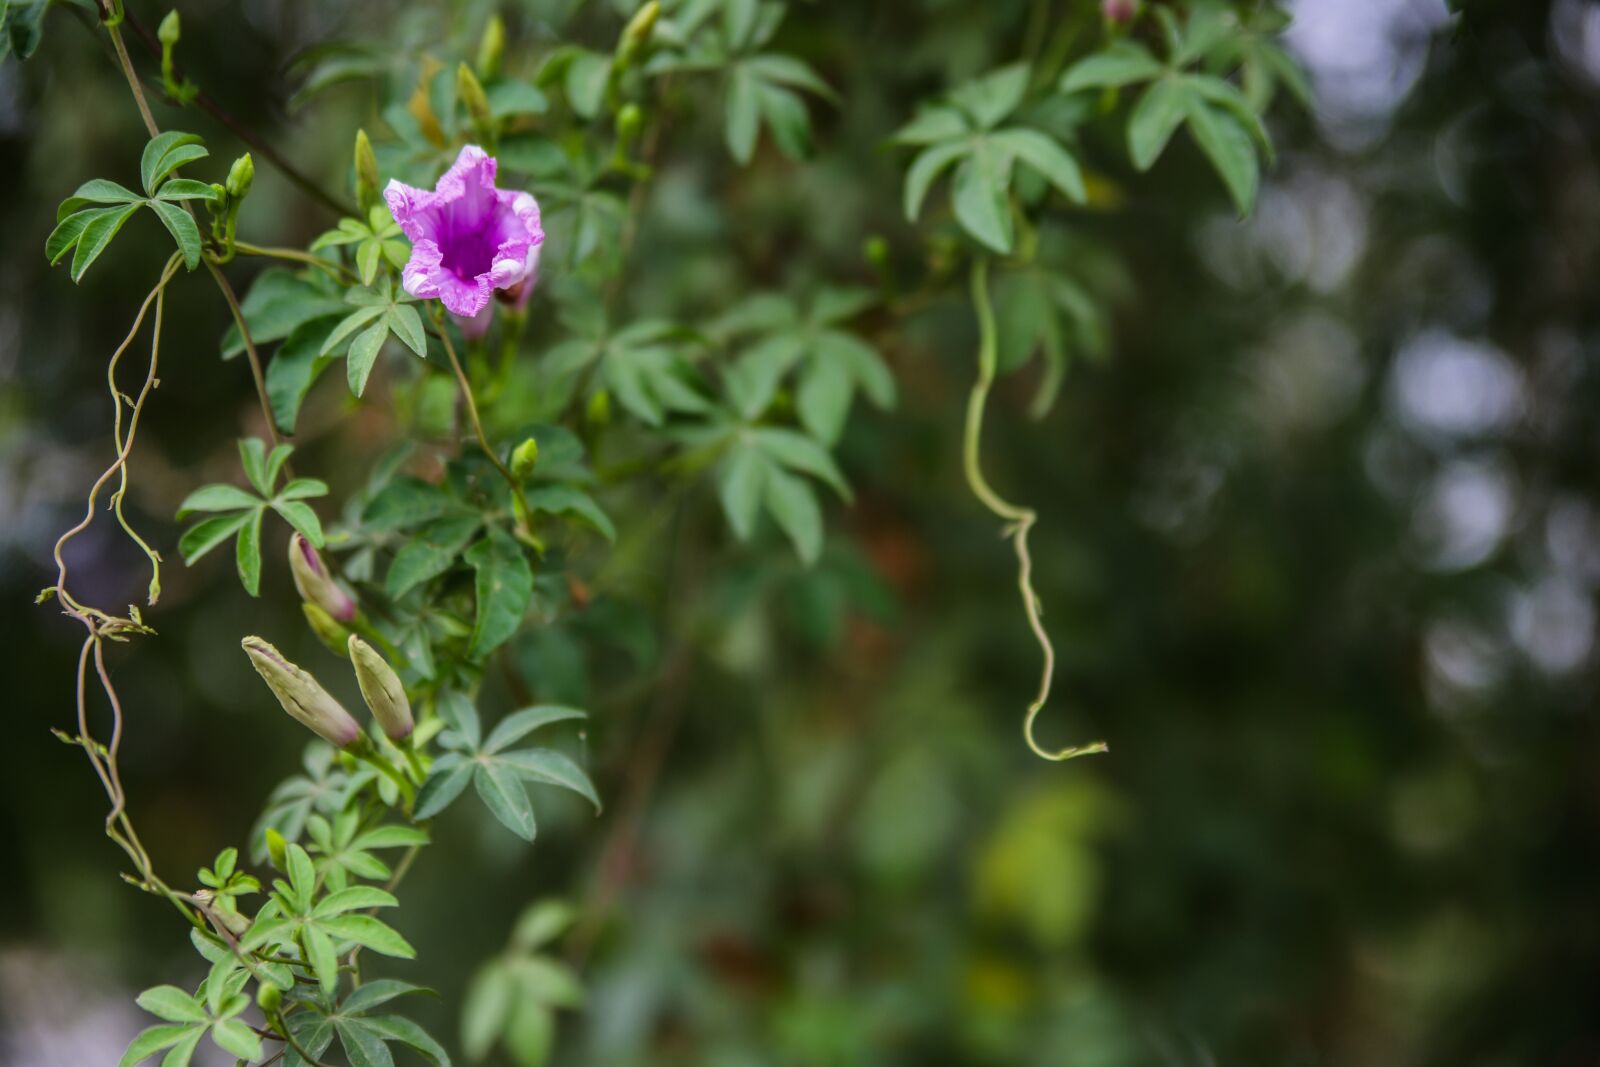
[383,144,544,320]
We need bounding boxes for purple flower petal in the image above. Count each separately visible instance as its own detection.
[384,145,544,319]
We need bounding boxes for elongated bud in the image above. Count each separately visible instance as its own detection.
[157,9,180,46]
[615,102,643,155]
[511,437,540,481]
[354,129,381,213]
[303,602,352,656]
[241,636,362,747]
[476,14,505,80]
[225,153,254,201]
[457,63,494,137]
[617,0,660,67]
[264,828,288,871]
[288,533,356,622]
[348,635,413,741]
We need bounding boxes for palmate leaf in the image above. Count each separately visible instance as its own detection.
[723,51,832,164]
[140,131,207,194]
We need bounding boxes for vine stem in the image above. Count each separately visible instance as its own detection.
[235,241,361,285]
[965,257,1108,762]
[434,317,530,527]
[206,258,285,452]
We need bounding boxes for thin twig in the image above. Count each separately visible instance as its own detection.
[965,257,1107,762]
[434,318,530,522]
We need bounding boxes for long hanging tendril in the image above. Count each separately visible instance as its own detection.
[963,257,1108,762]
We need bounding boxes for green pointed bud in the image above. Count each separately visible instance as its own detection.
[241,636,363,748]
[157,9,181,46]
[586,388,611,426]
[303,602,352,656]
[348,635,413,741]
[476,14,505,80]
[615,103,643,150]
[457,63,494,138]
[511,437,540,481]
[617,0,660,67]
[264,827,288,871]
[256,981,282,1014]
[225,153,254,201]
[354,128,381,213]
[288,533,357,622]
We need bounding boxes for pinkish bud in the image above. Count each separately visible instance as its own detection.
[241,636,362,747]
[1102,0,1136,24]
[288,533,356,623]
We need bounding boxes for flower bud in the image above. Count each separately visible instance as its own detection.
[617,0,660,67]
[157,9,180,46]
[476,14,505,80]
[256,981,282,1014]
[511,437,540,481]
[242,636,363,747]
[302,601,352,656]
[615,103,643,152]
[348,635,413,741]
[264,828,288,871]
[225,153,254,201]
[354,129,381,213]
[288,533,356,622]
[1101,0,1136,25]
[457,62,494,138]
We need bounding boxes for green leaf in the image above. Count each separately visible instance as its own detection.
[176,484,261,518]
[461,962,514,1061]
[178,512,250,564]
[277,477,330,501]
[70,203,142,282]
[893,105,970,145]
[523,485,616,542]
[56,177,142,219]
[346,320,390,396]
[119,1023,199,1067]
[474,761,536,841]
[140,131,206,195]
[385,514,481,599]
[388,304,427,357]
[238,437,271,495]
[210,1019,263,1062]
[992,128,1086,204]
[903,139,970,222]
[414,754,473,819]
[764,466,823,564]
[756,82,811,159]
[321,305,387,357]
[1128,77,1189,171]
[465,526,534,661]
[272,500,326,547]
[797,352,853,446]
[265,316,342,433]
[1059,41,1165,92]
[950,143,1014,253]
[719,446,767,542]
[222,269,347,359]
[565,50,610,119]
[135,986,206,1024]
[157,178,220,202]
[320,914,416,957]
[483,706,586,754]
[746,53,836,100]
[148,199,203,270]
[1183,95,1261,214]
[510,900,577,950]
[751,426,850,497]
[950,63,1030,129]
[725,65,760,164]
[236,509,264,595]
[340,979,433,1016]
[498,748,601,812]
[362,477,460,531]
[361,1014,452,1067]
[46,209,101,266]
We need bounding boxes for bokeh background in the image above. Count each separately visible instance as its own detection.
[3,0,1599,1064]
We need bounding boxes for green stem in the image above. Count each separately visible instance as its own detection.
[234,241,360,284]
[434,317,531,532]
[965,257,1108,763]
